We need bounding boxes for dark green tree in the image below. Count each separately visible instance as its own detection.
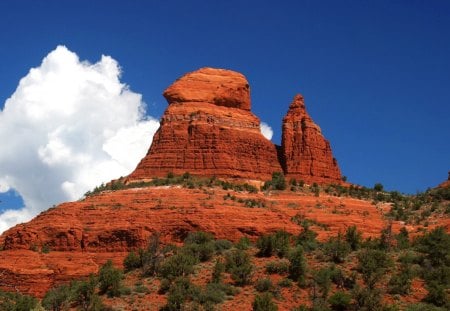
[98,259,123,297]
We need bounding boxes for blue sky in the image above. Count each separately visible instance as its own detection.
[0,1,449,217]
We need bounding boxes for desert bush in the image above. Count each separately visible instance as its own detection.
[323,233,351,263]
[357,249,392,289]
[288,246,307,284]
[214,239,233,253]
[265,260,289,274]
[257,231,291,258]
[352,286,383,311]
[396,227,410,249]
[236,236,251,250]
[312,267,332,299]
[162,277,200,311]
[224,249,253,286]
[141,233,163,276]
[98,260,123,297]
[414,226,450,268]
[42,284,71,311]
[253,292,278,311]
[123,251,141,272]
[297,221,319,252]
[71,275,101,311]
[328,291,351,311]
[262,172,286,191]
[345,225,362,251]
[255,278,274,292]
[0,290,39,311]
[211,259,225,283]
[158,252,197,280]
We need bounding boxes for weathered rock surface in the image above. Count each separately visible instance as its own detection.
[127,68,282,181]
[281,94,342,183]
[1,186,418,297]
[163,67,251,110]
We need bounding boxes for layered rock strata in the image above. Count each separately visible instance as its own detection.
[127,68,282,181]
[281,94,342,183]
[128,67,342,184]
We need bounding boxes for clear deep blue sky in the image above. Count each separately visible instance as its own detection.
[0,0,449,212]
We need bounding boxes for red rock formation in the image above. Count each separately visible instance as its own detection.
[1,186,414,297]
[438,171,450,188]
[281,94,342,184]
[127,67,282,181]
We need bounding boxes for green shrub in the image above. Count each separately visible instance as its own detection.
[396,227,410,249]
[211,259,225,283]
[288,246,307,284]
[98,260,123,297]
[42,284,71,311]
[184,231,214,245]
[0,290,39,311]
[277,278,292,288]
[257,234,274,257]
[159,278,171,294]
[357,249,392,289]
[214,239,233,253]
[345,225,362,251]
[257,231,291,258]
[297,221,319,252]
[141,233,163,276]
[312,268,332,298]
[199,283,227,305]
[253,292,278,311]
[414,226,450,267]
[328,291,351,311]
[255,278,274,292]
[263,172,286,191]
[159,252,197,280]
[225,249,253,286]
[352,286,383,311]
[70,275,100,311]
[374,183,384,192]
[388,260,413,295]
[236,236,251,250]
[183,241,215,262]
[123,251,141,272]
[162,277,200,311]
[323,233,351,263]
[183,231,216,262]
[265,260,289,274]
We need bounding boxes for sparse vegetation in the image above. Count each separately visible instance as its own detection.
[4,211,449,310]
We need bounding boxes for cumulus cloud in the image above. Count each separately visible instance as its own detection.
[260,122,273,140]
[0,46,160,233]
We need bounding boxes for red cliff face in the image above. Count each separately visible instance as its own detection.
[127,68,343,184]
[281,94,342,184]
[127,67,282,181]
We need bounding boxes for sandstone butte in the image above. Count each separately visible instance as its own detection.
[0,67,445,299]
[126,67,342,183]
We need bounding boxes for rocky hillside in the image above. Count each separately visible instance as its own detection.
[0,67,448,310]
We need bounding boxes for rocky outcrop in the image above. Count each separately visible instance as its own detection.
[128,67,343,184]
[438,171,450,188]
[127,67,282,181]
[1,186,408,297]
[281,94,342,183]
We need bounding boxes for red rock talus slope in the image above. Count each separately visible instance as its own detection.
[127,68,282,181]
[1,186,411,297]
[282,94,342,183]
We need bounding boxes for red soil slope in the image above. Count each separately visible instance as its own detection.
[0,186,414,297]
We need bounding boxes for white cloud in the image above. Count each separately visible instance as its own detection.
[0,46,160,234]
[260,122,273,140]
